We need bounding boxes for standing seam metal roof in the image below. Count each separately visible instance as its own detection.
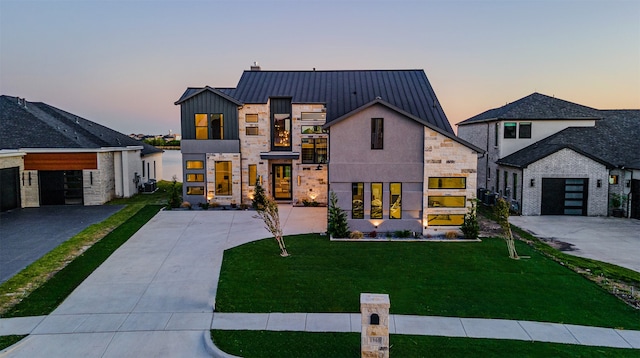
[177,70,453,133]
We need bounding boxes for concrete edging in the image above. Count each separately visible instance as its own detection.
[203,330,242,358]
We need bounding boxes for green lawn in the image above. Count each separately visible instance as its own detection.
[211,331,639,357]
[216,235,640,330]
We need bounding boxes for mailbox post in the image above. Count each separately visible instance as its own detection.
[361,293,390,358]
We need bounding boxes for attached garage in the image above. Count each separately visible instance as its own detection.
[38,170,84,205]
[0,167,20,212]
[541,178,588,215]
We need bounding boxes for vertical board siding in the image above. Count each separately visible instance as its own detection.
[181,91,239,140]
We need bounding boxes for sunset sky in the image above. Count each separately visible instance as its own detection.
[1,0,638,135]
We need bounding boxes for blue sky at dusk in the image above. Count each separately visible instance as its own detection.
[1,0,638,135]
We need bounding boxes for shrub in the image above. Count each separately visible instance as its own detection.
[166,176,182,209]
[181,201,192,209]
[302,199,320,207]
[460,199,479,239]
[199,202,210,210]
[349,231,364,239]
[368,230,378,238]
[445,231,458,239]
[327,191,350,238]
[252,181,267,211]
[239,203,250,210]
[394,230,412,238]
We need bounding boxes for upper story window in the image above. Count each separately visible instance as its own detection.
[273,114,291,149]
[195,113,223,139]
[245,114,258,123]
[519,122,532,138]
[246,127,259,136]
[301,112,326,121]
[211,114,223,139]
[185,160,204,169]
[494,122,499,146]
[301,125,326,134]
[301,138,327,164]
[195,114,208,139]
[504,122,517,138]
[371,118,384,149]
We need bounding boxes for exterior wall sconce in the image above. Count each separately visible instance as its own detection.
[297,175,301,186]
[316,165,323,170]
[597,179,602,188]
[626,180,631,188]
[258,175,263,186]
[530,178,535,187]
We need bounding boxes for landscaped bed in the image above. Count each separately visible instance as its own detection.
[216,235,640,330]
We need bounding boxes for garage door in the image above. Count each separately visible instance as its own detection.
[39,170,84,205]
[631,179,640,220]
[0,167,20,212]
[541,178,588,215]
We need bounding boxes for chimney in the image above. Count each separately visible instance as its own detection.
[250,61,261,71]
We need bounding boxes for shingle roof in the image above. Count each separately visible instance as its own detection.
[457,92,602,125]
[0,95,161,155]
[176,69,453,133]
[497,110,640,169]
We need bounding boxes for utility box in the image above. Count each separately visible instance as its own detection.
[361,293,390,358]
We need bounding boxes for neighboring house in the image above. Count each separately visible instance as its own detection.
[175,67,481,235]
[457,93,639,218]
[0,95,162,211]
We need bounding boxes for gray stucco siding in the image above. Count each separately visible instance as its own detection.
[181,139,240,154]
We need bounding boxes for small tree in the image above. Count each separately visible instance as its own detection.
[252,179,267,211]
[166,176,182,209]
[256,196,289,257]
[460,199,479,239]
[495,197,519,259]
[327,191,350,238]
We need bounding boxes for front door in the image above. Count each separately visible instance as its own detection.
[272,164,292,200]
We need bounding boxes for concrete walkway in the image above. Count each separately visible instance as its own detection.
[0,207,638,357]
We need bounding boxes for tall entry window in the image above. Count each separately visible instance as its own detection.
[273,114,291,149]
[272,164,292,200]
[215,161,232,196]
[352,182,364,219]
[389,183,401,219]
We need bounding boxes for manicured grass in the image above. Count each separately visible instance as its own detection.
[0,335,26,351]
[211,331,639,357]
[216,235,640,329]
[2,205,162,317]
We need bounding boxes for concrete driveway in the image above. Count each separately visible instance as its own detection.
[509,216,640,273]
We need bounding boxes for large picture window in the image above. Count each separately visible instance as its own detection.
[371,118,384,149]
[427,214,464,226]
[504,122,517,138]
[273,114,291,148]
[301,125,326,134]
[371,183,383,219]
[215,161,232,196]
[352,182,364,219]
[195,114,208,139]
[428,177,466,189]
[428,196,465,207]
[301,112,326,121]
[301,138,327,164]
[185,160,204,169]
[390,183,401,219]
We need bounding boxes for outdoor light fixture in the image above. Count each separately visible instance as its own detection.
[297,175,301,186]
[530,178,535,187]
[597,179,602,188]
[626,180,631,187]
[316,165,323,170]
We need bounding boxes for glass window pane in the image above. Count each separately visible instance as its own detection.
[273,114,291,148]
[565,185,584,191]
[316,138,327,164]
[428,196,466,207]
[301,112,326,121]
[504,122,517,138]
[248,164,257,186]
[246,114,258,123]
[371,118,384,149]
[186,186,204,195]
[390,183,401,219]
[566,179,585,184]
[186,173,204,182]
[564,209,583,215]
[195,114,208,140]
[185,160,204,169]
[428,177,466,189]
[519,122,531,138]
[427,214,465,226]
[215,161,232,196]
[246,127,259,135]
[565,192,583,199]
[352,182,364,219]
[371,183,383,219]
[564,200,583,206]
[301,125,326,134]
[211,114,223,139]
[301,138,314,164]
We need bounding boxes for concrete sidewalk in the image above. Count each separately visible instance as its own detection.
[1,207,638,357]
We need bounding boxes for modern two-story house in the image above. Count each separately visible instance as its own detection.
[457,93,639,218]
[175,67,482,235]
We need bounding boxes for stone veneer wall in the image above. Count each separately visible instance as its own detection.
[291,104,328,205]
[238,104,270,204]
[522,148,608,216]
[0,154,28,208]
[422,129,478,235]
[83,152,116,205]
[207,152,241,205]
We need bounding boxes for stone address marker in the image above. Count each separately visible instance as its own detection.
[361,293,390,358]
